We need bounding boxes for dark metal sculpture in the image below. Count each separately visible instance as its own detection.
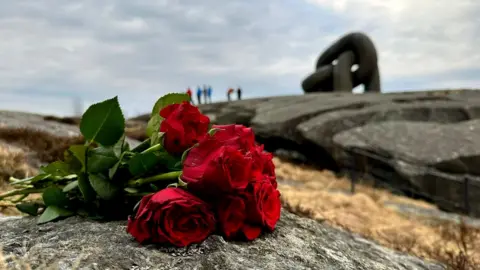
[302,32,381,93]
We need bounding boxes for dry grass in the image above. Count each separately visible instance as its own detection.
[0,127,83,216]
[275,157,480,269]
[0,127,85,164]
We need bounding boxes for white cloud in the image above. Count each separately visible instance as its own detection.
[306,0,480,78]
[0,0,477,116]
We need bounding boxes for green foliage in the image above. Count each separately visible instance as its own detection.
[78,174,96,202]
[146,93,190,138]
[16,202,40,216]
[0,94,187,225]
[87,146,119,174]
[42,187,69,207]
[40,161,71,176]
[62,180,79,192]
[79,96,125,146]
[88,174,120,200]
[67,145,88,171]
[37,206,74,224]
[128,151,161,176]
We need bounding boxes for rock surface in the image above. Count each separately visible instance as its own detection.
[129,89,480,217]
[0,210,443,270]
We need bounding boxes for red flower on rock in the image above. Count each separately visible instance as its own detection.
[159,101,210,155]
[249,144,277,188]
[126,188,216,247]
[211,124,256,152]
[181,138,253,197]
[216,195,247,239]
[246,177,281,231]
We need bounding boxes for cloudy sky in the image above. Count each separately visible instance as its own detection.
[0,0,479,117]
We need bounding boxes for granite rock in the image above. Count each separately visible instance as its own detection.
[0,210,443,270]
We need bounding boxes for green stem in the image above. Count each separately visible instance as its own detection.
[125,192,153,197]
[127,171,182,187]
[131,138,151,153]
[0,188,45,200]
[141,143,163,154]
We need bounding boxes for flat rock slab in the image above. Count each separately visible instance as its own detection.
[150,90,480,217]
[0,110,141,154]
[0,211,443,270]
[333,120,480,216]
[0,111,81,138]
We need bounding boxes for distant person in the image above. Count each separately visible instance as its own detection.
[227,88,234,101]
[196,86,202,104]
[203,85,208,104]
[207,85,212,103]
[186,87,193,104]
[237,87,242,100]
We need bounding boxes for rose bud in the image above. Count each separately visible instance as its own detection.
[159,101,210,155]
[127,188,216,247]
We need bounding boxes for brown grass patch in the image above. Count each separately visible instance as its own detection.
[0,127,85,164]
[275,157,480,269]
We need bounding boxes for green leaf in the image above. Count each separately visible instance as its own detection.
[208,128,220,136]
[151,130,164,146]
[113,135,125,158]
[151,93,190,116]
[130,138,151,153]
[87,146,119,174]
[127,152,161,176]
[124,187,139,194]
[88,174,120,200]
[42,186,70,207]
[180,143,198,164]
[16,202,40,216]
[40,161,71,177]
[154,150,181,171]
[146,93,190,138]
[78,174,96,201]
[37,205,74,224]
[146,114,162,138]
[108,155,124,179]
[62,180,79,192]
[64,149,83,174]
[79,96,125,146]
[67,145,88,172]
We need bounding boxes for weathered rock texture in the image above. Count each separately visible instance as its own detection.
[0,210,443,270]
[163,90,480,217]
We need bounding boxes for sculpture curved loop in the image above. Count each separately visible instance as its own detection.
[302,32,381,93]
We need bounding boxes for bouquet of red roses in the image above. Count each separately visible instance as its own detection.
[0,93,281,247]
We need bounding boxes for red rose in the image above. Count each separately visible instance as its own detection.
[181,138,253,197]
[246,178,281,231]
[126,188,216,247]
[216,195,247,239]
[159,102,210,155]
[216,194,264,241]
[250,145,277,188]
[211,124,255,152]
[241,224,262,241]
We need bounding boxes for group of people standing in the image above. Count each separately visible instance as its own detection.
[227,87,242,101]
[185,85,243,105]
[186,85,212,105]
